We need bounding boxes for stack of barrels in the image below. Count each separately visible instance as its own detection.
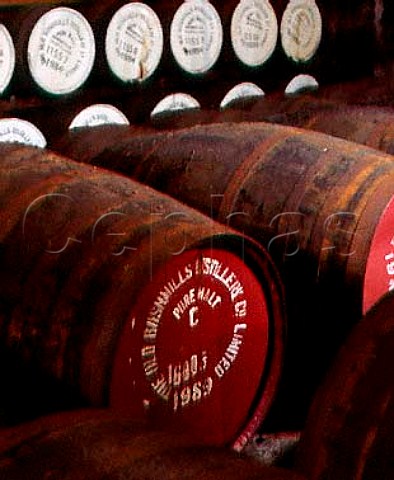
[0,1,394,479]
[0,0,390,117]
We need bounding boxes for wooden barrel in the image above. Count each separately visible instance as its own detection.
[0,143,285,448]
[53,120,394,431]
[0,409,307,480]
[78,0,168,112]
[209,0,282,95]
[286,69,394,108]
[295,289,394,480]
[147,103,257,131]
[282,103,394,155]
[3,101,133,146]
[264,0,378,88]
[51,123,152,160]
[222,93,394,155]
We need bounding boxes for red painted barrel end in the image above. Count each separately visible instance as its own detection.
[110,236,285,450]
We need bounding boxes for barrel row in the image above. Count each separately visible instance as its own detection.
[49,120,394,434]
[0,148,391,479]
[0,143,286,451]
[0,0,387,103]
[0,2,392,477]
[0,128,393,479]
[50,114,394,478]
[251,94,394,155]
[2,62,394,151]
[2,115,393,435]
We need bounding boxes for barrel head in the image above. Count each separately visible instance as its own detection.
[111,246,275,448]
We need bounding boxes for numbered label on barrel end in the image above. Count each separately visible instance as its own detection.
[69,104,130,129]
[170,0,223,75]
[110,247,272,448]
[27,7,95,95]
[0,118,47,147]
[284,74,319,95]
[231,0,278,68]
[0,24,15,95]
[150,93,201,117]
[105,3,164,84]
[280,0,322,63]
[363,195,394,314]
[220,82,265,109]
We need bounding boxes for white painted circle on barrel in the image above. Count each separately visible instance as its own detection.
[151,93,201,117]
[0,25,15,94]
[280,0,322,63]
[170,0,223,74]
[220,82,265,109]
[27,7,95,95]
[231,0,278,67]
[105,2,164,83]
[69,104,130,129]
[0,118,47,147]
[285,74,319,95]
